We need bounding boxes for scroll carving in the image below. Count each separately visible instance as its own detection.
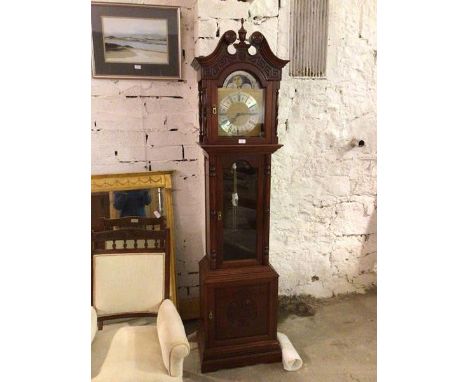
[193,18,288,81]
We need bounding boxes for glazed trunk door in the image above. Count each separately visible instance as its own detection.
[216,155,264,268]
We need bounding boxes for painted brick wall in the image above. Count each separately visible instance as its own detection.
[92,0,377,300]
[194,0,377,297]
[91,0,203,300]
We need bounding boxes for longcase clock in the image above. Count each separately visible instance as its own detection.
[192,20,289,373]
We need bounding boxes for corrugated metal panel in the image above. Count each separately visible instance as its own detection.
[290,0,329,78]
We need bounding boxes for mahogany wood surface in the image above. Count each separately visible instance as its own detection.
[198,256,281,372]
[192,20,288,373]
[192,21,288,146]
[91,193,110,232]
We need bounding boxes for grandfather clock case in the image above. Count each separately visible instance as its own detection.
[192,21,288,373]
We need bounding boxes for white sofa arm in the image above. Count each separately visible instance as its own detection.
[156,299,190,377]
[91,306,98,343]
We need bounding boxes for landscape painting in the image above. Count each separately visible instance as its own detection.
[102,17,169,64]
[92,3,181,79]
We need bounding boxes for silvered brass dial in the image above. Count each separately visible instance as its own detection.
[218,70,264,137]
[218,91,260,136]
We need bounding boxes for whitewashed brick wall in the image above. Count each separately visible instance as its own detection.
[194,0,377,297]
[91,0,203,299]
[92,0,377,299]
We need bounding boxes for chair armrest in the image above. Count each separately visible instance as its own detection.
[91,306,98,343]
[157,299,190,377]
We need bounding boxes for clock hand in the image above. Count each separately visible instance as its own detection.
[231,113,242,123]
[230,112,257,123]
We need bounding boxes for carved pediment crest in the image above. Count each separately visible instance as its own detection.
[192,18,288,81]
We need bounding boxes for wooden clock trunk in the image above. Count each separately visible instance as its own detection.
[192,20,288,373]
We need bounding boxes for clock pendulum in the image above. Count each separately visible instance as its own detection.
[192,19,289,372]
[231,162,238,231]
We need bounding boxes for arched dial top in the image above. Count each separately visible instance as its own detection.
[223,70,260,89]
[191,20,289,144]
[218,70,264,137]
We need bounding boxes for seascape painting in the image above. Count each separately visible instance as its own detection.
[101,17,169,64]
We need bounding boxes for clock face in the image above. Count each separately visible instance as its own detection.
[218,71,264,137]
[218,91,261,136]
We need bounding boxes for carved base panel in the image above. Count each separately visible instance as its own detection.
[198,256,281,372]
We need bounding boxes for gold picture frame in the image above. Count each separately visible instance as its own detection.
[91,171,178,306]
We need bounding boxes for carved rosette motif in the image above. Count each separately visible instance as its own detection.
[224,30,237,44]
[226,292,258,327]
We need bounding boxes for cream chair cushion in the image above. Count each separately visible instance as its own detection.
[93,253,165,316]
[157,299,190,377]
[91,306,98,343]
[92,323,181,382]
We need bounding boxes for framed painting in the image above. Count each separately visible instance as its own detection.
[91,2,181,79]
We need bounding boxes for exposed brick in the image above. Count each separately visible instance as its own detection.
[249,0,279,18]
[146,145,183,161]
[91,0,377,299]
[197,0,249,19]
[195,18,218,38]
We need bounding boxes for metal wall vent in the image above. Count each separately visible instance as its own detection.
[289,0,329,78]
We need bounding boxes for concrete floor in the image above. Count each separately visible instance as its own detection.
[183,291,376,382]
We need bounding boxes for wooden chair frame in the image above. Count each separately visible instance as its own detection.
[91,227,171,329]
[91,171,177,306]
[102,216,166,230]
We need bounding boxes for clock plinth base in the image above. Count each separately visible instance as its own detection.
[198,325,282,373]
[198,256,281,373]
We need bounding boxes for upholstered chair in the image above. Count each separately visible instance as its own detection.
[91,227,189,381]
[91,300,189,381]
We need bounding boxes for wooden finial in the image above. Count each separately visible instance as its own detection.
[238,18,247,42]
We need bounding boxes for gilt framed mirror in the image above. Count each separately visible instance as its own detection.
[91,171,177,305]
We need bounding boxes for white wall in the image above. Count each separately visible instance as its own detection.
[194,0,377,297]
[92,0,377,299]
[91,0,204,300]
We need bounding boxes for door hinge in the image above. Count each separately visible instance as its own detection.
[209,311,213,320]
[212,106,217,115]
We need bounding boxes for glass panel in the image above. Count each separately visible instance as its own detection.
[222,160,258,261]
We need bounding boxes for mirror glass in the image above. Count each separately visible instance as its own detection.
[91,187,164,232]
